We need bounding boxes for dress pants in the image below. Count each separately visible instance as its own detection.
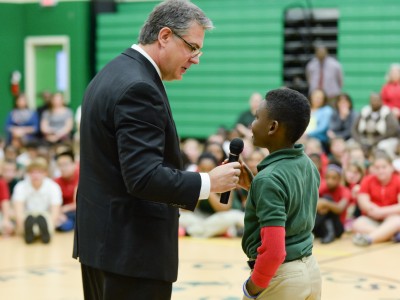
[81,264,173,300]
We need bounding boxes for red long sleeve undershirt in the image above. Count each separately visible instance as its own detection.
[251,226,286,288]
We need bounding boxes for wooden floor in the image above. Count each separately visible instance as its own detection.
[1,232,399,300]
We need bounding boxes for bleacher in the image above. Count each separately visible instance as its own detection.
[94,0,400,138]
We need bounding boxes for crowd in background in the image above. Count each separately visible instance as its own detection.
[1,49,400,248]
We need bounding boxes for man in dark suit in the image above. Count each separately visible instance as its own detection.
[73,1,243,299]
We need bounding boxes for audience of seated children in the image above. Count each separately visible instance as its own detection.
[12,157,62,244]
[3,61,400,251]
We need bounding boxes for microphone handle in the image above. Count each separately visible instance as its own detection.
[220,153,239,204]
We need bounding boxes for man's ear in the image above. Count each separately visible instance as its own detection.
[158,27,173,47]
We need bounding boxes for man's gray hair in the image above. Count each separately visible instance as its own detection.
[138,0,214,44]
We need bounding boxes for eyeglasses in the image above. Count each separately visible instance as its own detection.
[171,30,202,58]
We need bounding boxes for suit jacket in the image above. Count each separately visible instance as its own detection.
[73,48,202,282]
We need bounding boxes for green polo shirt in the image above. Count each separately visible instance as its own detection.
[242,144,320,262]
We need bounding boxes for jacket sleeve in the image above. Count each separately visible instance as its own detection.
[113,81,201,210]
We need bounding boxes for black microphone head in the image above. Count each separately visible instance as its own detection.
[229,138,244,155]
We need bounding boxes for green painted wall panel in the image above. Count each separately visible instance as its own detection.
[0,4,24,139]
[23,2,91,111]
[96,0,284,138]
[0,2,91,141]
[2,0,400,140]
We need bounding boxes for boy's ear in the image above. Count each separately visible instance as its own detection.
[268,120,279,135]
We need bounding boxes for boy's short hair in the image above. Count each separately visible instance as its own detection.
[55,150,75,162]
[197,152,218,166]
[26,157,48,173]
[265,88,311,143]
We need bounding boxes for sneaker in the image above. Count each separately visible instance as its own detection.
[393,232,400,243]
[352,233,371,247]
[36,215,51,244]
[24,215,35,244]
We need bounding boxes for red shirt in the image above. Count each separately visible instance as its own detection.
[359,173,400,207]
[54,169,79,205]
[346,182,358,205]
[319,181,351,223]
[0,178,10,204]
[381,82,400,110]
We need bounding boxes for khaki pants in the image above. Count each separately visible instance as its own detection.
[243,255,321,300]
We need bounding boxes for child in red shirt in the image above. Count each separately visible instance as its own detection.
[313,164,350,243]
[54,150,79,232]
[0,177,14,236]
[352,151,400,246]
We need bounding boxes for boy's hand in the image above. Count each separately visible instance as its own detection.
[244,277,264,298]
[221,158,254,191]
[238,161,254,191]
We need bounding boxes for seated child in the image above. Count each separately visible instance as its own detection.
[352,150,400,246]
[179,152,244,238]
[313,164,350,244]
[0,175,14,236]
[53,150,79,232]
[12,157,62,244]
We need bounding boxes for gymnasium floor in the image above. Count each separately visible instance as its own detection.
[1,232,399,300]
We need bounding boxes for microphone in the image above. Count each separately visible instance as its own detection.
[220,138,244,204]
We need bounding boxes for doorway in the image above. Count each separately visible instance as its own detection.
[25,36,70,108]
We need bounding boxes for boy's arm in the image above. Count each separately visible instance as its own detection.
[50,204,61,229]
[245,226,286,296]
[1,200,14,235]
[319,197,348,215]
[13,201,25,234]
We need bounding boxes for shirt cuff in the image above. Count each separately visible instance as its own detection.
[199,173,211,200]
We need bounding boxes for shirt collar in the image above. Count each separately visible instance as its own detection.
[257,144,304,172]
[131,44,162,79]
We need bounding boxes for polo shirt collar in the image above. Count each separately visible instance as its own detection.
[257,144,304,172]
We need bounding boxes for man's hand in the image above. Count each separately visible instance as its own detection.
[209,162,241,193]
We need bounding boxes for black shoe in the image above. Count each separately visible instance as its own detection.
[321,233,335,244]
[320,219,335,244]
[36,215,51,244]
[24,215,35,244]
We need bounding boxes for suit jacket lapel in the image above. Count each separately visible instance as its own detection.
[122,48,182,157]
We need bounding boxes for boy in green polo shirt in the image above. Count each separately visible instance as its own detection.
[241,88,321,300]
